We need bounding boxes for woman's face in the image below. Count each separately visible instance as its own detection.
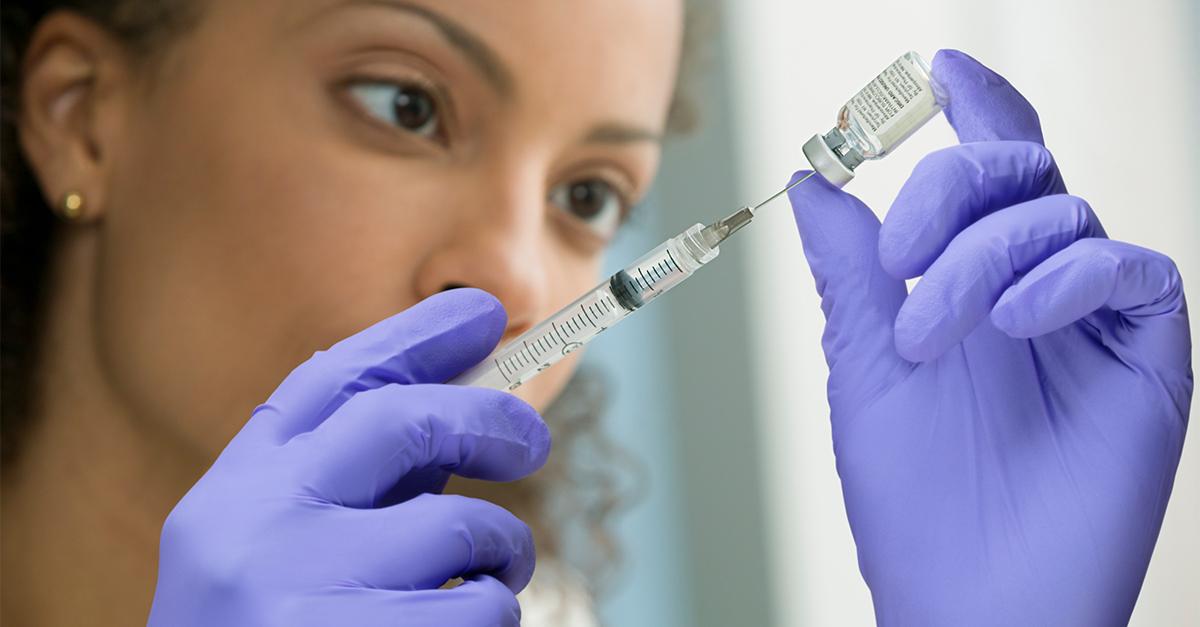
[92,0,683,454]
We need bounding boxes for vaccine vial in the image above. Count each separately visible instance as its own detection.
[803,51,942,187]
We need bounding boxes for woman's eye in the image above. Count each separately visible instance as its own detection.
[347,81,441,140]
[549,178,626,239]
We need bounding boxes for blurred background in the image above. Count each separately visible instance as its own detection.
[586,0,1200,625]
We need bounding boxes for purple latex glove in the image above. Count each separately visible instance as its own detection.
[788,50,1191,626]
[148,289,550,627]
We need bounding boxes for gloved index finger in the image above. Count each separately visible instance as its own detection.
[879,141,1070,279]
[249,288,507,444]
[933,49,1045,145]
[293,383,550,507]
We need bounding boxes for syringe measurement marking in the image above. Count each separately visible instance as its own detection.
[637,268,653,294]
[659,259,675,275]
[495,358,512,383]
[581,303,596,326]
[489,289,632,383]
[664,248,680,273]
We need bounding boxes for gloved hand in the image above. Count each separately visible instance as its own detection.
[788,49,1191,626]
[147,289,550,627]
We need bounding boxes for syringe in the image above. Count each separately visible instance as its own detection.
[449,172,815,391]
[451,51,941,391]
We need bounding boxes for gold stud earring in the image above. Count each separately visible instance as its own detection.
[58,191,85,220]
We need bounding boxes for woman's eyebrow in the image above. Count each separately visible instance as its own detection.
[339,0,515,98]
[583,122,664,145]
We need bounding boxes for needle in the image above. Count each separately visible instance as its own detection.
[752,170,817,213]
[701,170,819,247]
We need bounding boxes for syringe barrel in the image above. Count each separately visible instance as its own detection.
[450,224,717,391]
[608,223,716,311]
[448,281,627,391]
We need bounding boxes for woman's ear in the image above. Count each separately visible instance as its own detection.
[17,11,135,223]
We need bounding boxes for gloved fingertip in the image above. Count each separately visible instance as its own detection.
[787,168,851,208]
[876,231,923,280]
[929,49,1043,144]
[495,392,553,475]
[988,289,1017,333]
[789,168,816,186]
[989,289,1036,339]
[893,331,937,364]
[893,307,949,364]
[521,412,552,473]
[463,574,524,614]
[932,48,998,84]
[787,169,822,207]
[934,48,970,60]
[418,287,510,357]
[932,49,985,108]
[933,48,980,69]
[507,527,539,594]
[435,287,508,331]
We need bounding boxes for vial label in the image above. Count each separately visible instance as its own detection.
[842,54,938,155]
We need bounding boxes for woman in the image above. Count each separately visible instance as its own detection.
[4,1,1191,626]
[3,0,685,624]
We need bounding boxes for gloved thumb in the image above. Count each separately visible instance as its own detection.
[788,170,907,393]
[932,49,1046,145]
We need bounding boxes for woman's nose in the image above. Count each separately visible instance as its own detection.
[413,208,548,338]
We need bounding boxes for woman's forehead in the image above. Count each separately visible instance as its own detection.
[275,0,685,128]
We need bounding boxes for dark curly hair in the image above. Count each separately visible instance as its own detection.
[3,0,703,603]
